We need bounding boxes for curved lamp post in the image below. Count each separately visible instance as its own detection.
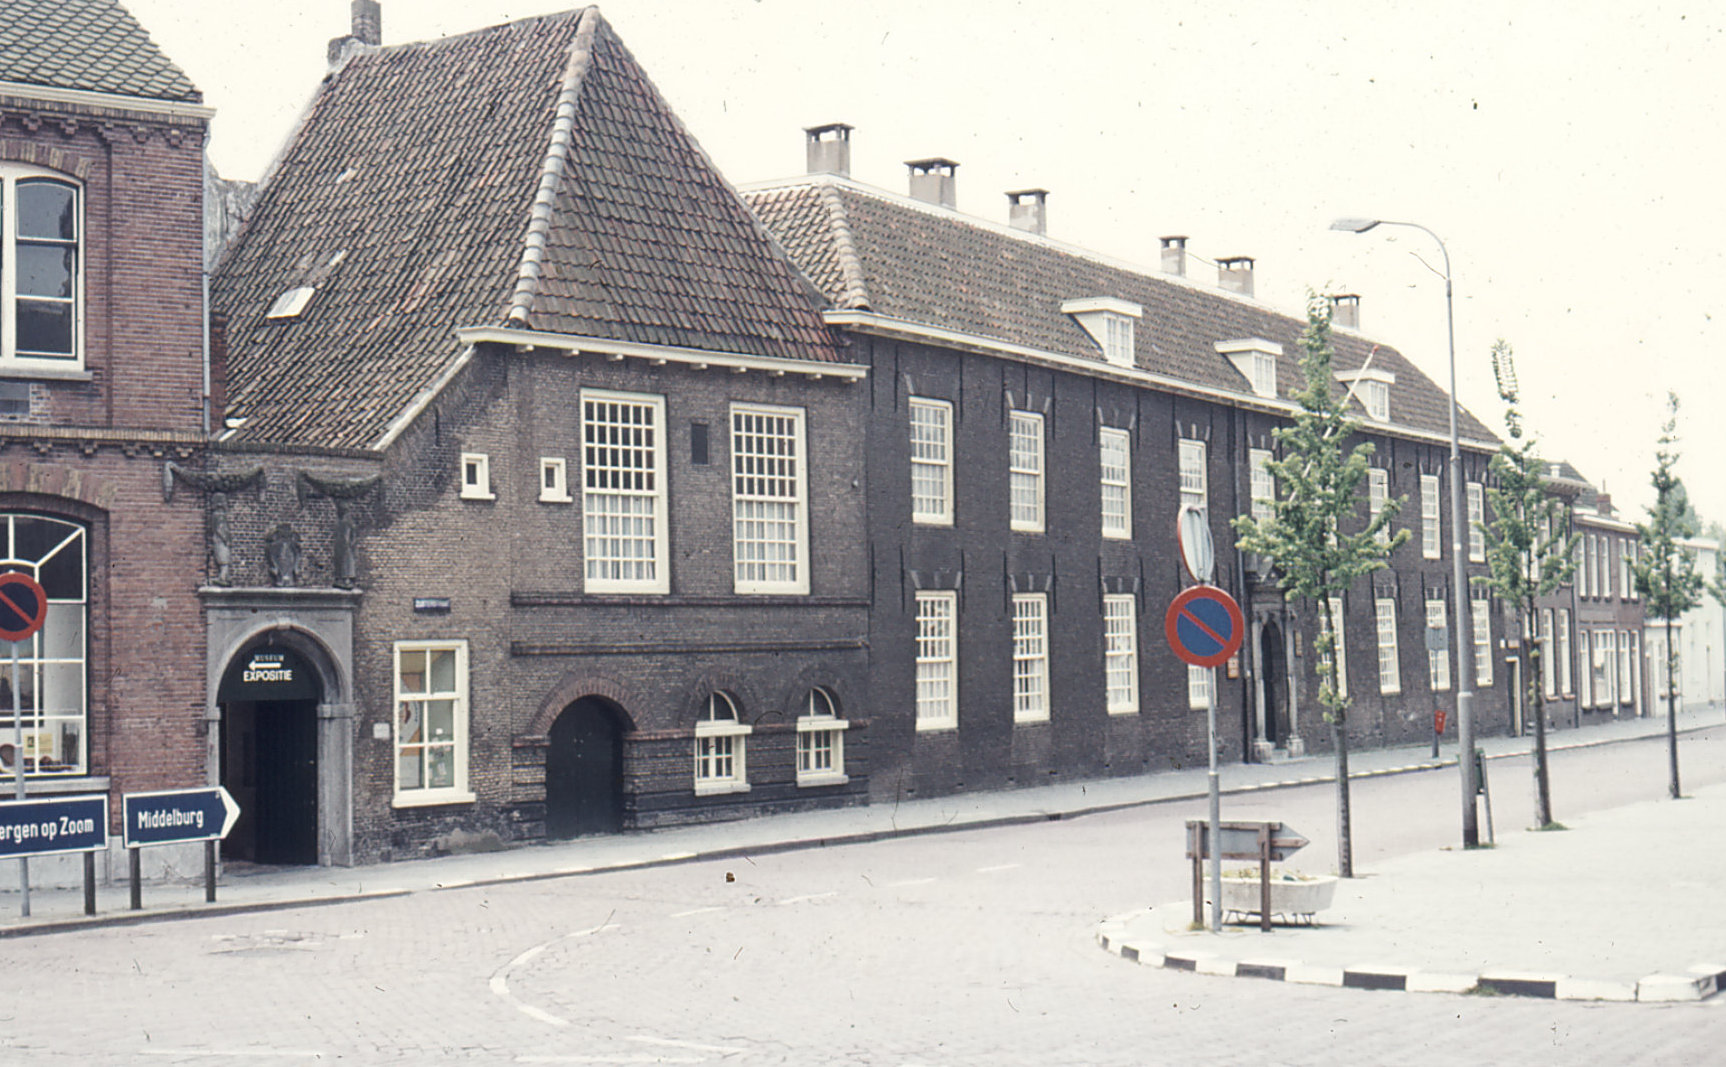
[1330,217,1480,849]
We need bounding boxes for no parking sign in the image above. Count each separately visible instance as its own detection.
[1163,585,1245,669]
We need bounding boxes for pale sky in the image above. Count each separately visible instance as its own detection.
[129,0,1725,530]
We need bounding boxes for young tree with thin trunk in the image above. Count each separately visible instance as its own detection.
[1631,392,1704,800]
[1473,342,1576,828]
[1233,296,1408,878]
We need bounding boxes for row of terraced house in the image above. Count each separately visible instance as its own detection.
[0,0,1701,879]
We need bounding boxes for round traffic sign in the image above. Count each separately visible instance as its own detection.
[0,571,47,643]
[1177,505,1214,583]
[1164,584,1245,668]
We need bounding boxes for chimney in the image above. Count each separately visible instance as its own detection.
[1005,189,1048,235]
[1160,236,1188,277]
[1217,255,1255,298]
[805,123,852,177]
[328,1,382,66]
[906,158,959,209]
[1330,293,1361,329]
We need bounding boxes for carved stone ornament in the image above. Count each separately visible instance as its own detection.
[162,461,263,503]
[296,469,382,504]
[265,524,302,587]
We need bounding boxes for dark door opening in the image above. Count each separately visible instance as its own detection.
[545,697,624,838]
[218,645,323,865]
[1262,622,1288,748]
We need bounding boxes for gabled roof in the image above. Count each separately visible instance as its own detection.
[0,0,200,103]
[744,177,1497,446]
[212,6,840,450]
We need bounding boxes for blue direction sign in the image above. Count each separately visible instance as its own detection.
[123,787,240,848]
[1164,584,1246,669]
[0,794,107,858]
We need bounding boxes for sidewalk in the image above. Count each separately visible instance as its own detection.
[2,705,1720,947]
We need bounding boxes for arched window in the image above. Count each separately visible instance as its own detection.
[2,168,82,366]
[0,515,87,776]
[693,691,750,795]
[796,686,848,786]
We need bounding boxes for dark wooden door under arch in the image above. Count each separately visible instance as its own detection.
[545,698,623,838]
[1262,622,1288,748]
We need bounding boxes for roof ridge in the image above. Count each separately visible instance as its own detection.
[507,5,600,326]
[816,182,872,311]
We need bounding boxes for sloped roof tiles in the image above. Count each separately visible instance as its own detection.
[0,0,200,103]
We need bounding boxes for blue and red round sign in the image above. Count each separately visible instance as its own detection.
[1164,584,1245,668]
[0,570,47,644]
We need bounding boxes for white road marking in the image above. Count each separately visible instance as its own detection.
[670,906,725,918]
[138,1052,323,1059]
[976,863,1022,873]
[777,891,838,905]
[628,1035,748,1053]
[490,923,619,1027]
[885,877,937,887]
[516,1056,701,1064]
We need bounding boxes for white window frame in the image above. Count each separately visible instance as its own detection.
[1626,542,1638,600]
[1103,314,1135,367]
[1426,598,1451,691]
[1179,438,1207,513]
[1375,596,1401,695]
[1249,448,1275,525]
[731,403,809,595]
[1187,664,1211,711]
[915,591,958,731]
[1592,630,1615,708]
[459,453,494,501]
[1539,608,1556,698]
[1557,609,1573,696]
[1471,598,1493,686]
[539,457,571,503]
[1369,468,1390,545]
[1012,593,1050,722]
[0,515,88,777]
[1359,379,1389,422]
[0,167,84,369]
[795,687,848,787]
[1617,629,1633,707]
[1009,411,1045,533]
[1421,474,1441,559]
[1584,535,1596,598]
[1103,594,1139,714]
[1324,597,1349,701]
[909,397,954,526]
[1577,628,1594,707]
[694,691,751,795]
[1099,427,1132,540]
[582,390,668,594]
[392,640,474,807]
[1467,482,1485,562]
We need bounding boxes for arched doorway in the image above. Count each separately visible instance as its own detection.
[218,644,323,865]
[544,697,624,838]
[1262,622,1288,748]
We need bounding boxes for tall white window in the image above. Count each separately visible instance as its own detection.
[1471,599,1493,686]
[1358,379,1389,422]
[1,169,82,367]
[1584,535,1596,598]
[1426,597,1451,691]
[1539,609,1556,698]
[1617,630,1633,706]
[1557,609,1573,696]
[731,404,809,594]
[1421,475,1441,559]
[1187,664,1211,710]
[1323,597,1348,701]
[582,391,667,593]
[0,515,86,777]
[393,641,472,805]
[1179,438,1207,512]
[1009,412,1045,533]
[1626,543,1638,600]
[915,591,957,730]
[1467,482,1485,562]
[1592,630,1616,708]
[1012,593,1050,722]
[1577,629,1594,707]
[1250,351,1277,398]
[909,398,953,525]
[1249,448,1275,525]
[1375,597,1401,694]
[1619,541,1631,600]
[694,691,751,794]
[1099,428,1132,539]
[796,688,847,786]
[1103,594,1139,714]
[1104,314,1134,366]
[1369,468,1390,544]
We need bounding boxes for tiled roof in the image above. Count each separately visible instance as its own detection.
[0,0,199,103]
[212,7,840,451]
[745,178,1498,446]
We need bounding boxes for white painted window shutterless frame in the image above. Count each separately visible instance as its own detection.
[1179,438,1207,512]
[1249,448,1275,525]
[539,457,571,503]
[1103,594,1139,714]
[1009,411,1045,533]
[393,641,473,806]
[1426,598,1451,691]
[582,390,667,593]
[796,687,848,787]
[1012,593,1050,722]
[1369,468,1390,545]
[1467,482,1485,562]
[909,398,953,525]
[731,403,809,594]
[1471,599,1493,686]
[915,591,958,730]
[459,453,494,501]
[1376,597,1401,694]
[1421,474,1441,559]
[694,691,751,795]
[1,169,82,368]
[1099,427,1132,539]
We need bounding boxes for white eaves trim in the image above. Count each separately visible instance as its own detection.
[825,309,1498,454]
[1061,296,1143,318]
[0,79,215,121]
[454,326,868,382]
[372,344,477,452]
[1336,366,1397,384]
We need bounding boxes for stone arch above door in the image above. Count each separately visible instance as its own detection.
[525,673,640,740]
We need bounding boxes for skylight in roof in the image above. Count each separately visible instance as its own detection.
[265,286,317,320]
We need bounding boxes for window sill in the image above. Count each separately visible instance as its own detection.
[391,789,476,809]
[538,494,574,504]
[796,772,849,788]
[1106,707,1139,716]
[9,775,109,795]
[694,780,750,796]
[1009,525,1045,536]
[733,585,811,597]
[459,491,496,502]
[912,515,954,527]
[1013,713,1051,725]
[0,364,90,383]
[915,720,957,733]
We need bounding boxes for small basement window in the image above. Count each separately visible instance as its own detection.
[460,453,494,501]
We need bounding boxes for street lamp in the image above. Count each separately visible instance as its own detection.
[1330,216,1480,849]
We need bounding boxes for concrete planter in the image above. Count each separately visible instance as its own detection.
[1216,873,1338,922]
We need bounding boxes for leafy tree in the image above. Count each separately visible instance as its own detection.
[1473,342,1575,828]
[1631,392,1704,799]
[1233,296,1408,877]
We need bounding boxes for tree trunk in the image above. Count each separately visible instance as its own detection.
[1332,715,1352,878]
[1666,613,1681,799]
[1530,638,1552,827]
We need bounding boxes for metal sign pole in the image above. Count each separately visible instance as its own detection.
[1207,664,1221,933]
[12,638,28,918]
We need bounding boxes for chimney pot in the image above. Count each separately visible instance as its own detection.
[353,0,382,46]
[805,123,852,177]
[1006,189,1048,235]
[1217,255,1255,298]
[906,158,959,209]
[1330,293,1361,329]
[1160,236,1188,277]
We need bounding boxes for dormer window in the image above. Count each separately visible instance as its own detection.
[1338,368,1396,422]
[1214,339,1282,399]
[1062,297,1143,368]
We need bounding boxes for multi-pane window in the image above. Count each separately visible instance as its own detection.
[731,404,808,594]
[394,641,470,803]
[1187,664,1210,710]
[1556,609,1572,695]
[0,515,86,776]
[1539,609,1557,698]
[1592,630,1616,708]
[1009,412,1045,533]
[1012,593,1050,722]
[1179,438,1207,512]
[1249,448,1275,525]
[1420,474,1441,559]
[914,591,957,730]
[1368,468,1390,544]
[796,688,847,786]
[1099,428,1132,539]
[1624,632,1640,708]
[1584,535,1596,598]
[1323,597,1348,701]
[1471,599,1493,686]
[1577,629,1594,707]
[1103,594,1139,714]
[1250,351,1277,398]
[694,691,751,794]
[1359,379,1389,422]
[909,398,953,525]
[1618,630,1633,707]
[1467,482,1485,562]
[1,169,81,366]
[1625,543,1638,600]
[1375,597,1401,694]
[1426,598,1451,691]
[1103,314,1134,366]
[582,391,667,593]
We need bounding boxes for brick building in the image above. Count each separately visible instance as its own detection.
[0,0,214,881]
[208,6,869,865]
